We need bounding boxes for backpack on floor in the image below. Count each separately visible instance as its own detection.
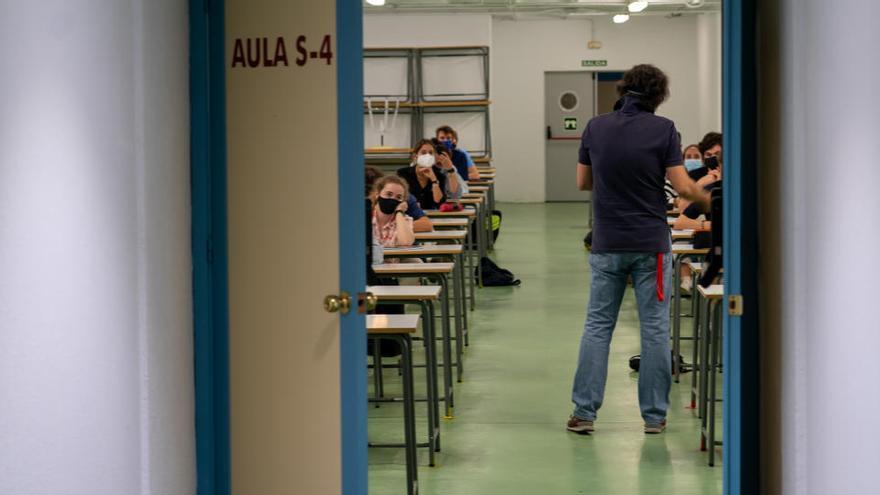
[475,256,521,287]
[628,352,690,374]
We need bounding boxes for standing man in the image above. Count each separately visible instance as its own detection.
[567,64,709,434]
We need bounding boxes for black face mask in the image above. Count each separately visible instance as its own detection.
[377,197,401,215]
[704,156,720,170]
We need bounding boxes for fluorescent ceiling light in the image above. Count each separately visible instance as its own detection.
[612,13,630,23]
[366,0,385,6]
[628,1,649,13]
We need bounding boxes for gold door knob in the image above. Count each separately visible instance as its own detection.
[324,292,351,314]
[358,292,378,313]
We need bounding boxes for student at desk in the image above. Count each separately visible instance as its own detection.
[397,139,459,210]
[366,166,433,232]
[372,176,415,249]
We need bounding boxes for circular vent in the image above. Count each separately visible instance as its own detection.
[559,91,579,112]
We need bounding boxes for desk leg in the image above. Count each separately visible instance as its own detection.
[672,254,683,382]
[436,274,454,417]
[708,301,721,467]
[396,335,418,493]
[419,301,438,464]
[699,296,711,447]
[689,286,702,410]
[452,258,465,383]
[456,254,468,332]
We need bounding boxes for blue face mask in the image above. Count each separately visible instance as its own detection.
[684,158,703,172]
[442,139,455,151]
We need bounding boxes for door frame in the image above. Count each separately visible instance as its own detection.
[190,0,231,493]
[723,0,760,493]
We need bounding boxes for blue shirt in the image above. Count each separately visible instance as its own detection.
[405,194,425,220]
[450,148,471,180]
[578,96,682,253]
[459,148,476,168]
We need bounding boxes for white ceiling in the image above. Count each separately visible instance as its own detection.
[365,0,722,18]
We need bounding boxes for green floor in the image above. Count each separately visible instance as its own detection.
[368,202,723,494]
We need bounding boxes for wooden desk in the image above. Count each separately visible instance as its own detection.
[383,245,463,257]
[671,243,710,384]
[367,285,442,459]
[668,217,677,226]
[366,313,419,492]
[672,244,710,256]
[672,229,695,240]
[414,230,467,242]
[429,217,468,228]
[367,314,419,333]
[696,283,724,466]
[372,262,453,275]
[424,208,476,218]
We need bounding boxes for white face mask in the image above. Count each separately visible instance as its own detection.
[416,153,435,168]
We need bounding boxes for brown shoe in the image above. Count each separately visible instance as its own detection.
[644,421,667,434]
[566,416,594,434]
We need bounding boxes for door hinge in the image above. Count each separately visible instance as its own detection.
[728,295,743,316]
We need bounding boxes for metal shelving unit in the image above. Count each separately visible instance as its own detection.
[364,46,492,166]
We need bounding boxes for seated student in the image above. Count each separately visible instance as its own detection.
[433,138,469,200]
[667,144,702,209]
[396,139,458,210]
[673,154,722,231]
[366,166,433,232]
[689,132,722,182]
[372,175,415,249]
[436,125,481,181]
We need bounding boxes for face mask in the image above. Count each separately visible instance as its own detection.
[443,139,455,150]
[377,197,401,215]
[684,158,703,172]
[416,153,435,168]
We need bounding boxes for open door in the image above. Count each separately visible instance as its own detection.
[192,0,367,494]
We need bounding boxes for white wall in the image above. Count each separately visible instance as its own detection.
[0,2,195,494]
[364,13,492,47]
[364,13,721,202]
[771,1,880,493]
[492,15,720,201]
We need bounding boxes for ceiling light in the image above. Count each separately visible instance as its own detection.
[628,1,649,13]
[613,13,630,24]
[366,0,385,6]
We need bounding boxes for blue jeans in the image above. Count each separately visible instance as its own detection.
[571,252,672,424]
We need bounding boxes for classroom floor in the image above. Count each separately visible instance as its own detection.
[368,202,723,495]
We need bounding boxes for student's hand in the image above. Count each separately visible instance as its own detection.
[418,166,437,182]
[395,201,408,213]
[437,153,454,171]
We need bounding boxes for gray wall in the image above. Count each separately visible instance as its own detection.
[760,0,880,493]
[0,1,194,494]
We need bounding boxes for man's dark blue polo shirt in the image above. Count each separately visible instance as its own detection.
[578,95,683,253]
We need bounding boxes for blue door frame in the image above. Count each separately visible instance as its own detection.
[190,0,231,494]
[723,0,760,494]
[190,1,367,494]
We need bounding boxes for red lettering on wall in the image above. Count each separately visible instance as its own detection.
[231,39,245,67]
[274,37,289,67]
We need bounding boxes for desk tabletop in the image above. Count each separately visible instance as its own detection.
[697,284,724,300]
[468,185,490,192]
[429,217,469,227]
[424,208,477,218]
[367,285,442,300]
[686,260,706,273]
[414,229,468,241]
[458,197,483,205]
[372,262,454,275]
[384,245,463,256]
[667,217,677,226]
[672,244,710,255]
[367,314,420,334]
[672,229,695,240]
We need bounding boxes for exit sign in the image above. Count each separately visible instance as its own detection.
[564,117,578,131]
[581,60,608,67]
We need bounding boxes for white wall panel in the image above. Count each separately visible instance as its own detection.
[0,1,194,494]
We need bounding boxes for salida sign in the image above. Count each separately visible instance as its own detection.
[231,35,333,68]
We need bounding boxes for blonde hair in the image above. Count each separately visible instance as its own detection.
[372,175,409,205]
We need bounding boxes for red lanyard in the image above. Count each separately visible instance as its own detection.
[656,253,665,302]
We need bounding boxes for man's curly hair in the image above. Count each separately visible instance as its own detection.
[616,64,670,111]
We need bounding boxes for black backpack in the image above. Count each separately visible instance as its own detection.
[475,256,521,287]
